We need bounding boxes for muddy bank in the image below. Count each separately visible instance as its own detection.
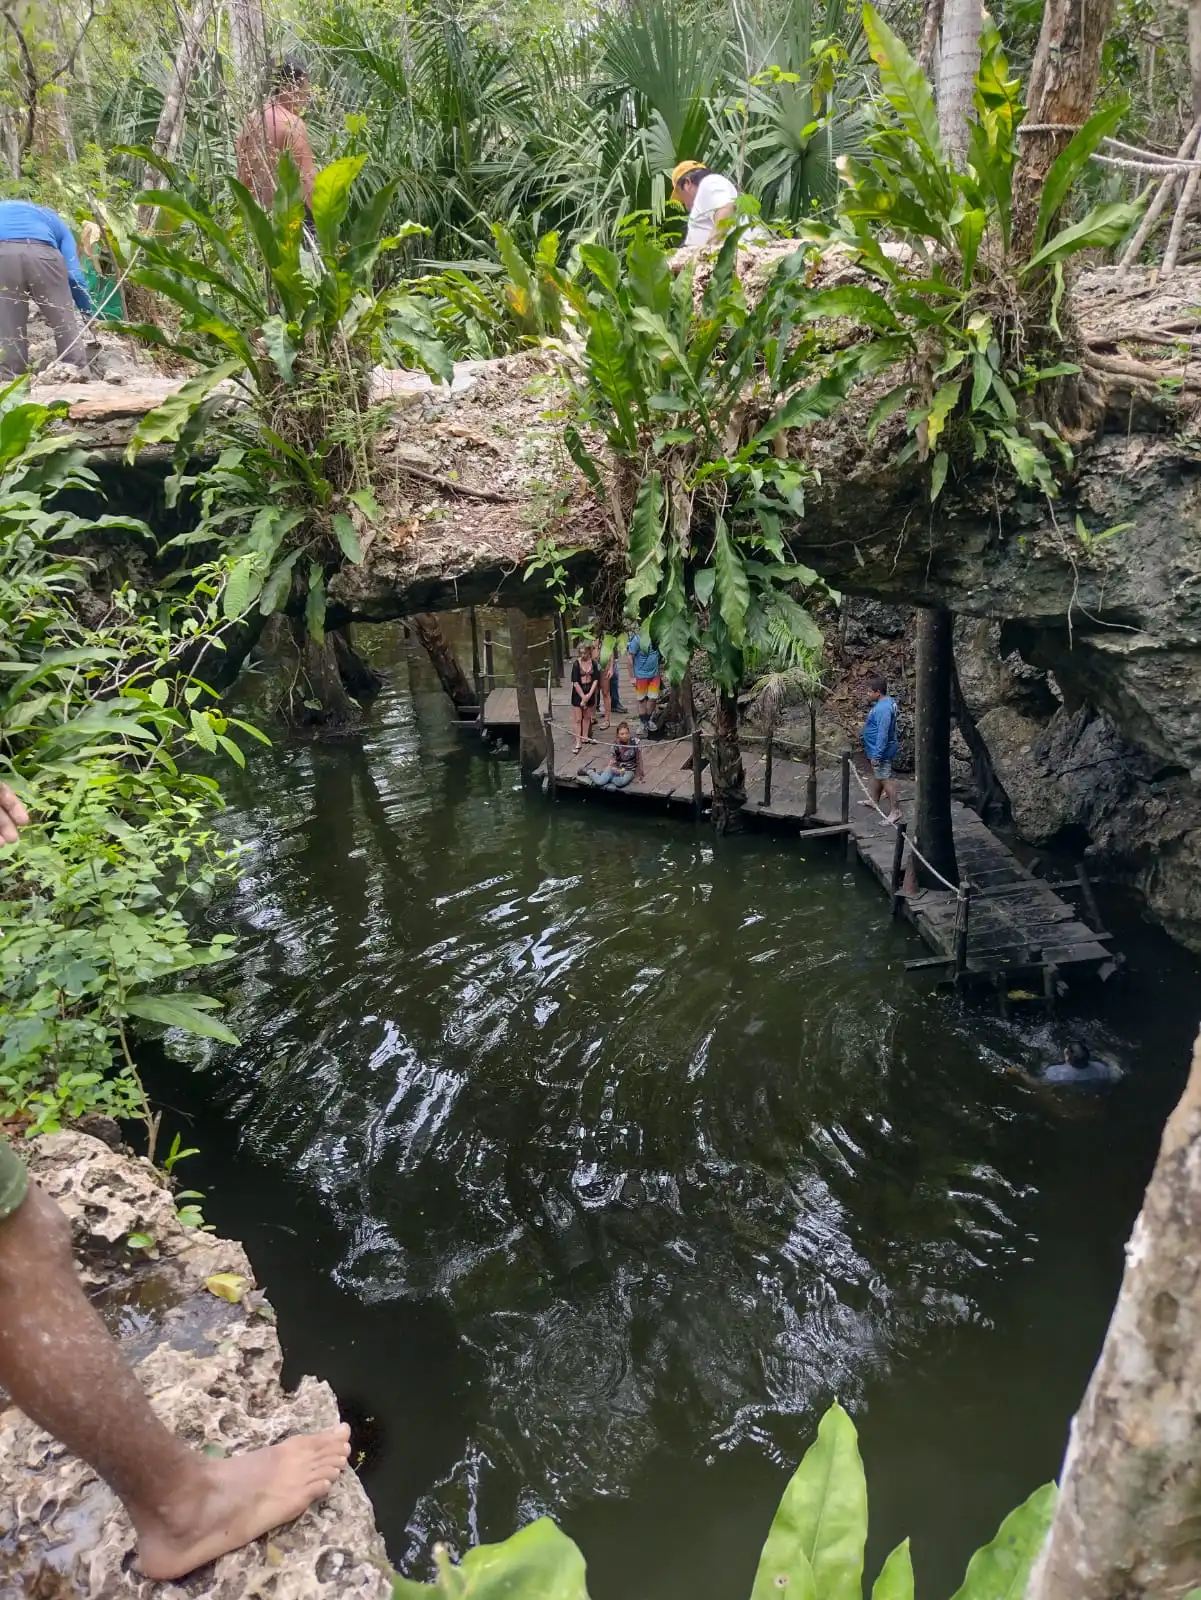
[0,1131,390,1598]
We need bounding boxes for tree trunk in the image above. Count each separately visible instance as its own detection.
[913,607,958,887]
[917,0,945,79]
[136,0,210,231]
[936,0,979,163]
[1027,1026,1201,1600]
[507,607,547,777]
[412,612,475,711]
[1191,0,1201,123]
[708,690,746,834]
[1011,0,1116,256]
[284,619,364,733]
[332,627,383,702]
[225,0,267,116]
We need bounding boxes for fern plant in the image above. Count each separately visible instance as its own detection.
[557,224,884,829]
[833,6,1143,501]
[121,150,447,695]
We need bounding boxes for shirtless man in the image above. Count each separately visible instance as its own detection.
[235,57,317,211]
[0,781,350,1579]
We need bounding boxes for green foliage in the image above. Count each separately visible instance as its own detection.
[562,223,847,700]
[389,1400,1057,1598]
[0,382,246,1143]
[123,150,446,640]
[837,9,1144,502]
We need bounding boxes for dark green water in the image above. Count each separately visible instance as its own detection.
[159,626,1198,1597]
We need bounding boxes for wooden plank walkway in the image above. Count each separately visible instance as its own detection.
[482,676,1113,987]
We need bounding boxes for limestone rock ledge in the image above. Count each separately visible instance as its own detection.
[0,1131,393,1599]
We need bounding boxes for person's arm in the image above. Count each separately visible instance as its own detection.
[0,781,29,845]
[46,211,92,314]
[863,707,882,759]
[711,202,737,239]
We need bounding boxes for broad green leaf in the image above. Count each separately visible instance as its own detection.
[1033,100,1128,251]
[926,380,962,448]
[751,1541,817,1600]
[950,1483,1056,1600]
[970,354,992,411]
[333,513,363,564]
[626,229,672,317]
[564,425,603,492]
[871,1539,915,1600]
[189,708,218,751]
[395,1518,589,1599]
[1023,202,1144,274]
[305,564,327,645]
[222,553,266,621]
[260,551,302,615]
[867,384,911,440]
[125,994,239,1046]
[261,315,297,383]
[797,285,899,330]
[751,1402,867,1600]
[713,522,750,648]
[625,471,666,611]
[125,361,243,461]
[862,4,943,164]
[930,449,949,501]
[311,154,367,258]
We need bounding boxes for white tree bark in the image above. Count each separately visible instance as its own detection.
[225,0,267,115]
[936,0,980,162]
[1028,1026,1201,1599]
[136,0,211,230]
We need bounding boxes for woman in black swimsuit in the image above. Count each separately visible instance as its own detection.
[570,643,600,754]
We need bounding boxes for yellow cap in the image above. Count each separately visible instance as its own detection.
[671,159,705,200]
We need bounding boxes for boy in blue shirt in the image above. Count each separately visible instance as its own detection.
[626,629,662,735]
[861,673,901,824]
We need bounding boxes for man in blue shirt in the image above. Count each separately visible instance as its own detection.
[1042,1038,1122,1086]
[0,201,93,378]
[626,628,662,735]
[861,672,901,824]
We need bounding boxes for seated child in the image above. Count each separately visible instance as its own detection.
[590,723,644,789]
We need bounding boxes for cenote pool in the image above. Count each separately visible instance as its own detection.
[151,624,1199,1597]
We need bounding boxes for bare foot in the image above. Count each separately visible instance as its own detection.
[133,1425,351,1580]
[884,809,902,825]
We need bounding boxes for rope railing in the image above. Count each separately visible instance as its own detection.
[847,759,965,898]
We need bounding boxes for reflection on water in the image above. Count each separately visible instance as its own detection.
[168,624,1198,1596]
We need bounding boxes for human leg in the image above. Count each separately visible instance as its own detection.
[611,770,633,789]
[26,242,86,370]
[571,704,582,753]
[590,768,615,787]
[0,240,30,378]
[0,1167,350,1581]
[598,672,611,728]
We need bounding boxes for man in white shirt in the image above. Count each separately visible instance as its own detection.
[672,160,740,249]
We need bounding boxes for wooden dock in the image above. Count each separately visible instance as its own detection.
[480,674,1115,990]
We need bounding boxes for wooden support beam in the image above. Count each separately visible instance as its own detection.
[890,821,907,917]
[796,822,854,841]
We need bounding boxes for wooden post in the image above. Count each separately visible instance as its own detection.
[841,750,856,863]
[551,619,564,682]
[840,750,851,824]
[692,725,704,820]
[890,822,907,916]
[544,711,556,799]
[994,970,1011,1021]
[764,729,774,808]
[805,701,818,818]
[470,605,483,714]
[1043,958,1059,1019]
[953,883,972,986]
[1076,861,1103,931]
[484,628,495,691]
